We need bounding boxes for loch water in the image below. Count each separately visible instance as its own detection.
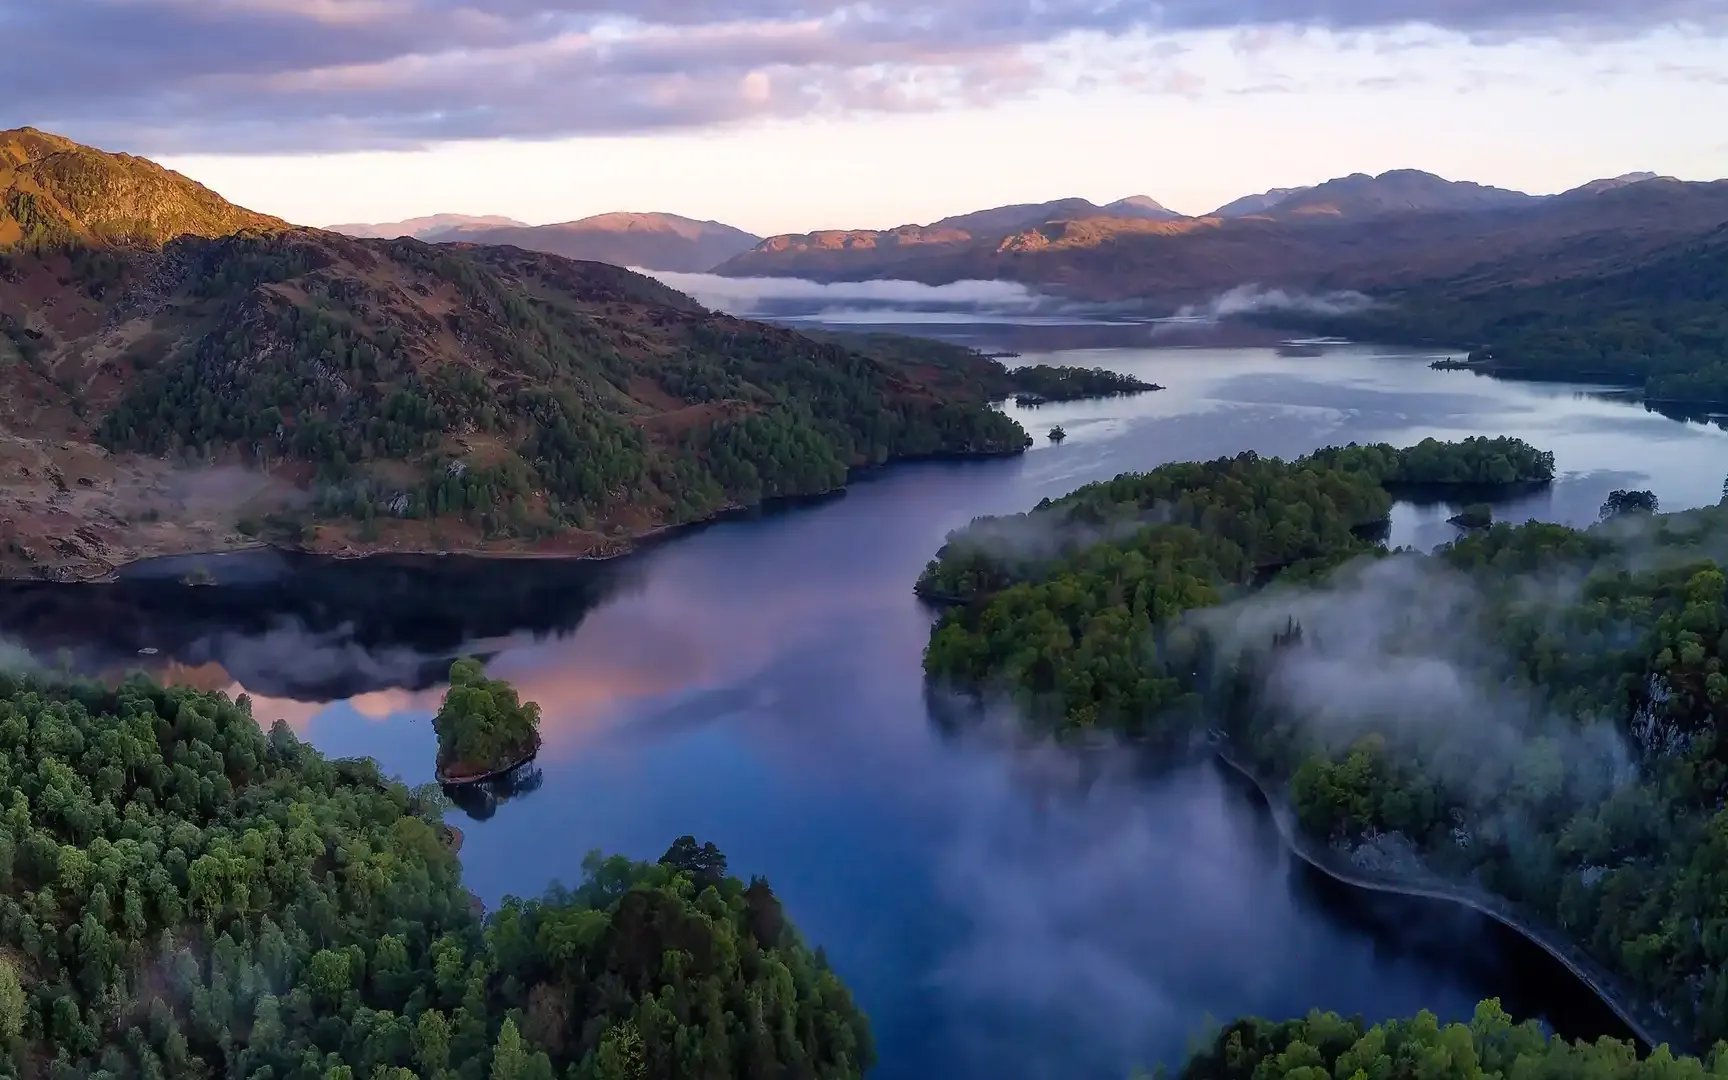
[7,344,1728,1080]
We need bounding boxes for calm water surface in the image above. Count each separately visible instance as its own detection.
[7,345,1728,1079]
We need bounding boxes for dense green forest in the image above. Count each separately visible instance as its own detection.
[915,436,1551,726]
[1161,999,1727,1080]
[918,438,1728,1048]
[0,668,872,1079]
[918,447,1396,730]
[1303,436,1555,488]
[432,658,542,781]
[1301,226,1728,406]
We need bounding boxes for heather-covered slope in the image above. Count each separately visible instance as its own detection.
[0,131,1030,580]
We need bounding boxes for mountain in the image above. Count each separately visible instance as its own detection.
[1,126,285,248]
[446,212,762,272]
[1251,169,1536,219]
[717,195,1187,279]
[1105,195,1181,219]
[0,129,1031,581]
[715,169,1728,304]
[325,214,528,240]
[1210,186,1310,217]
[1559,171,1668,197]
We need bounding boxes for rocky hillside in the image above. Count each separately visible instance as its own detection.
[0,131,1031,581]
[0,127,286,249]
[444,212,762,272]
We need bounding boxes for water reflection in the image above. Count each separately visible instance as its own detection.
[1,345,1723,1079]
[444,761,546,822]
[0,550,633,698]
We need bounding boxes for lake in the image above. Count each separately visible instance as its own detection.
[5,343,1727,1079]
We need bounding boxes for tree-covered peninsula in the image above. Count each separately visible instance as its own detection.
[0,667,872,1079]
[919,437,1728,1050]
[433,658,543,783]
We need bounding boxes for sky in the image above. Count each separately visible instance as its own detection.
[6,1,1728,236]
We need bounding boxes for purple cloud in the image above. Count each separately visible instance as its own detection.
[1,0,1716,153]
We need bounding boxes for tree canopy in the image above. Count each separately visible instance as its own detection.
[918,436,1728,1050]
[432,658,542,781]
[0,668,872,1079]
[1166,999,1728,1080]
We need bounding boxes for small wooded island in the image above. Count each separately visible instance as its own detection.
[1448,502,1494,529]
[918,433,1728,1057]
[433,656,544,783]
[1010,364,1164,406]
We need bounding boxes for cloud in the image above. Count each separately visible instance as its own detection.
[645,270,1063,316]
[1168,283,1375,321]
[3,0,1720,153]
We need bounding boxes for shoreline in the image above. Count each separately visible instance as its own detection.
[14,446,1033,586]
[436,741,540,787]
[1210,742,1690,1055]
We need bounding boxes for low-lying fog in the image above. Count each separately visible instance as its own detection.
[639,270,1373,343]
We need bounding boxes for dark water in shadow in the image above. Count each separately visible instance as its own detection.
[4,345,1725,1079]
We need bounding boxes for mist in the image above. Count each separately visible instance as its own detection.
[1193,551,1636,847]
[1168,284,1375,322]
[640,270,1138,326]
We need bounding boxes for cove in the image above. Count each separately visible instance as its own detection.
[4,344,1728,1079]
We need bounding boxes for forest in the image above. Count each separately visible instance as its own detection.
[1162,999,1727,1079]
[1302,436,1555,489]
[1,223,1031,557]
[918,436,1728,1050]
[0,667,873,1079]
[1297,227,1728,407]
[432,658,543,782]
[88,234,1033,543]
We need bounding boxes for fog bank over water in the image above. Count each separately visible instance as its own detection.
[642,269,1121,325]
[642,270,1389,348]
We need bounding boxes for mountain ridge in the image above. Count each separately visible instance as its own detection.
[445,212,763,272]
[326,213,529,240]
[712,168,1728,300]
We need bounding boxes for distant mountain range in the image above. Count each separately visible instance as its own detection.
[329,212,759,273]
[324,214,528,240]
[707,168,1721,301]
[318,170,1700,292]
[450,214,762,273]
